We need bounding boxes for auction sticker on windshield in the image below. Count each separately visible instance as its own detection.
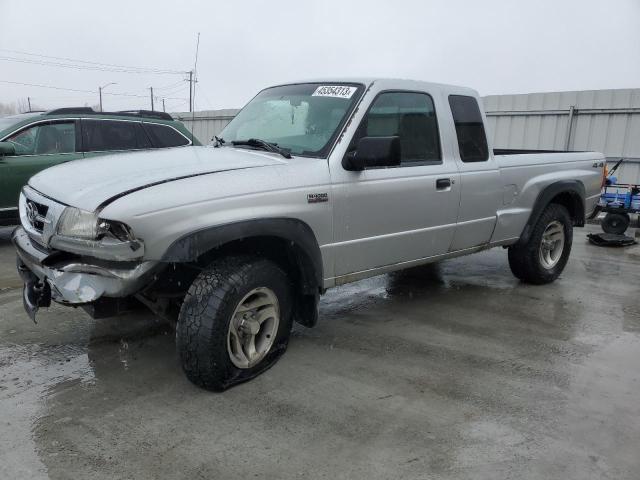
[312,85,356,99]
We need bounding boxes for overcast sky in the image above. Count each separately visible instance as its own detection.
[1,0,639,112]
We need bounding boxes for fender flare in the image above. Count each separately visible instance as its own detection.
[161,217,323,291]
[518,180,585,245]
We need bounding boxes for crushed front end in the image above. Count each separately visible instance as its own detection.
[13,186,158,320]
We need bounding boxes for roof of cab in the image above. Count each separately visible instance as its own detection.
[271,77,480,97]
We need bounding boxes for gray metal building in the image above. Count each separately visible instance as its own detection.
[172,109,239,145]
[484,88,640,183]
[173,88,640,184]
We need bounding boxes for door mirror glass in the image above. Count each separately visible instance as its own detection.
[0,141,16,156]
[343,136,401,171]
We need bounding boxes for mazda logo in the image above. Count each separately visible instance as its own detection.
[25,201,38,225]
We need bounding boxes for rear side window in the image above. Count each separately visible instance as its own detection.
[448,95,489,162]
[82,120,151,152]
[142,123,190,148]
[355,91,441,165]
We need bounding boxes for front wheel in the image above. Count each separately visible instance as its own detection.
[508,204,573,284]
[176,256,293,391]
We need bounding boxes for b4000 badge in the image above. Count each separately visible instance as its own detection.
[307,193,328,203]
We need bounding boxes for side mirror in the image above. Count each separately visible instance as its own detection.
[0,142,16,157]
[342,136,401,171]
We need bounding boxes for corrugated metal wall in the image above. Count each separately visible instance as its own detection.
[171,109,239,145]
[483,89,640,184]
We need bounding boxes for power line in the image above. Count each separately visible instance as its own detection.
[156,85,189,97]
[0,79,96,94]
[0,56,187,75]
[197,86,216,110]
[154,79,188,91]
[0,48,187,74]
[0,79,187,100]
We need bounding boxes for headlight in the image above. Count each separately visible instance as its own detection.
[56,207,108,239]
[51,207,143,260]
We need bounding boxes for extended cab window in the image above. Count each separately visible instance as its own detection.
[142,123,190,148]
[6,121,76,155]
[448,95,489,162]
[355,91,441,164]
[82,120,151,152]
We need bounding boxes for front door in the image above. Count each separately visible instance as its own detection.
[0,120,82,213]
[331,90,461,278]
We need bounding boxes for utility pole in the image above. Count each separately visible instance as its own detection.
[188,70,193,113]
[99,83,116,112]
[27,97,31,112]
[150,87,154,111]
[162,98,166,112]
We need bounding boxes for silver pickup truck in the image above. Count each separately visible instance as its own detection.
[13,78,604,390]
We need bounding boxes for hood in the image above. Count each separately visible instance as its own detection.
[28,146,287,211]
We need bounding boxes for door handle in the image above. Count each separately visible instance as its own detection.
[436,178,452,190]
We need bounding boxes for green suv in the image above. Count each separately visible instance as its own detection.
[0,108,198,226]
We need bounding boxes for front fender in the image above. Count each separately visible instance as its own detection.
[161,217,323,289]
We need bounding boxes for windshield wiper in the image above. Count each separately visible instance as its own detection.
[231,138,292,159]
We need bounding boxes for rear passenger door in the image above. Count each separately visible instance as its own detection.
[332,90,461,277]
[447,95,502,251]
[81,119,151,158]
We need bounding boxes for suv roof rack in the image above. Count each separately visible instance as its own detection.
[115,110,173,121]
[46,107,96,115]
[44,107,173,121]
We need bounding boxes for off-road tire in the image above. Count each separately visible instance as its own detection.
[508,203,573,285]
[176,256,293,391]
[601,212,630,235]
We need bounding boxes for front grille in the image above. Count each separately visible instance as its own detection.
[26,199,49,233]
[21,186,66,248]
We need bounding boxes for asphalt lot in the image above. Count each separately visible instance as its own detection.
[1,224,640,480]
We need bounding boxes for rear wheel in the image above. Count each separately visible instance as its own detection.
[601,212,630,235]
[508,203,573,284]
[176,256,293,391]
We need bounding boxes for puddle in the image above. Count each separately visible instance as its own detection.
[0,343,94,480]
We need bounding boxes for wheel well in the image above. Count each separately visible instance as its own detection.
[146,235,321,327]
[195,235,319,295]
[549,191,585,226]
[516,183,586,246]
[198,236,321,328]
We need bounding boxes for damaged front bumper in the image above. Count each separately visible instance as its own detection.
[12,227,159,320]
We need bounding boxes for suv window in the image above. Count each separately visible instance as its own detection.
[142,123,190,148]
[354,91,441,165]
[82,120,151,152]
[448,95,489,162]
[6,121,76,155]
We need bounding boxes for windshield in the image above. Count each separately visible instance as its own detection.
[0,113,41,137]
[0,116,24,133]
[219,83,364,157]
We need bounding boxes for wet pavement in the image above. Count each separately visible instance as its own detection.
[1,224,640,479]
